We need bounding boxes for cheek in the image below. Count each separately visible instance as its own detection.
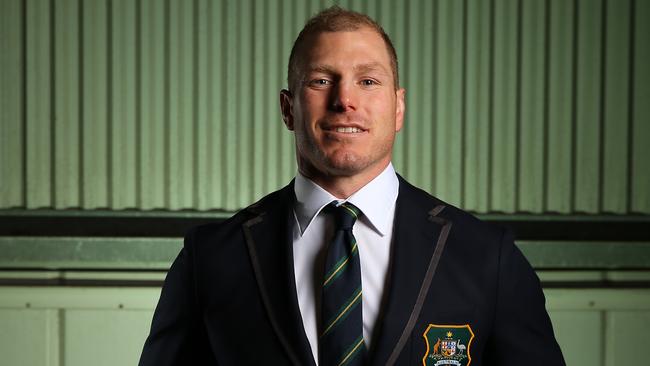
[368,91,395,113]
[301,90,328,110]
[368,101,396,129]
[299,99,329,131]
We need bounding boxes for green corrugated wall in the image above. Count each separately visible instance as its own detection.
[1,0,648,213]
[1,0,649,365]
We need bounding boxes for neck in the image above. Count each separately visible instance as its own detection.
[298,161,390,199]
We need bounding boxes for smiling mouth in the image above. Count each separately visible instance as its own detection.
[334,127,364,133]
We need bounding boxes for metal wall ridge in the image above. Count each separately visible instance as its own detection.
[1,0,649,214]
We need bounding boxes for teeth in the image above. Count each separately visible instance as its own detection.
[335,127,362,133]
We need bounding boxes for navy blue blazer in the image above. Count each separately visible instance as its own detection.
[139,177,565,365]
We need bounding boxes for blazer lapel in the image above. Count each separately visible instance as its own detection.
[241,183,316,366]
[370,178,453,366]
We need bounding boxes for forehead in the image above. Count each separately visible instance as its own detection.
[300,28,392,73]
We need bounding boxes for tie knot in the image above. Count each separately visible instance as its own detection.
[328,202,361,231]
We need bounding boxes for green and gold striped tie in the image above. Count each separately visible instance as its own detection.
[320,202,365,366]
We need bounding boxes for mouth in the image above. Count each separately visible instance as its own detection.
[322,122,368,135]
[331,126,364,133]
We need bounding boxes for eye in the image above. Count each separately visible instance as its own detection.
[309,79,331,87]
[360,79,379,86]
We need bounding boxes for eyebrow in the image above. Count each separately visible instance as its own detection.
[307,65,338,75]
[353,62,389,74]
[306,62,389,75]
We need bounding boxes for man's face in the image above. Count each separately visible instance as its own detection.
[280,28,405,185]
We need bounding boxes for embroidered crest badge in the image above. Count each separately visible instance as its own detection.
[422,324,475,366]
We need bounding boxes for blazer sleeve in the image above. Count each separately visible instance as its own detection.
[483,230,566,365]
[138,229,217,366]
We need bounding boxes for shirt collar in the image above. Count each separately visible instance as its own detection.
[293,163,399,236]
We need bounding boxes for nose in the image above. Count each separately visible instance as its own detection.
[329,82,357,112]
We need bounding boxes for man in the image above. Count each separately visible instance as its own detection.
[139,6,565,366]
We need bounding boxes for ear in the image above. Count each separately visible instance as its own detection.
[280,89,294,130]
[395,88,406,132]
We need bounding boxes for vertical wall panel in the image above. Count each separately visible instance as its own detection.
[0,0,24,208]
[517,0,546,213]
[26,0,52,209]
[278,0,296,188]
[574,0,603,214]
[433,0,464,204]
[223,0,238,210]
[238,0,254,205]
[362,0,377,19]
[293,0,307,36]
[279,0,298,190]
[602,0,631,213]
[264,0,282,196]
[1,0,648,214]
[54,0,81,209]
[110,0,137,209]
[82,0,109,208]
[463,0,491,212]
[168,0,195,210]
[383,0,406,172]
[631,0,650,213]
[546,0,575,213]
[491,0,518,213]
[196,0,221,210]
[138,0,166,209]
[250,0,265,202]
[404,0,422,187]
[418,0,434,193]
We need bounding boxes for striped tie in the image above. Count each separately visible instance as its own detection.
[320,202,365,366]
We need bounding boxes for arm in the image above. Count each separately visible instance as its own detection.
[484,230,566,365]
[139,229,217,366]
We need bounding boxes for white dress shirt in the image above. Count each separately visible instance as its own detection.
[292,163,399,363]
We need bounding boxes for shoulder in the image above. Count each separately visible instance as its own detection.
[398,175,506,236]
[397,175,509,252]
[440,202,507,245]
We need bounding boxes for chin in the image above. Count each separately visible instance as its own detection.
[322,153,371,177]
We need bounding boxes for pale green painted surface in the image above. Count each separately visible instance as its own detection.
[0,287,649,365]
[2,236,650,270]
[64,310,153,366]
[0,286,161,310]
[0,0,648,213]
[550,311,602,366]
[605,311,650,366]
[0,309,59,366]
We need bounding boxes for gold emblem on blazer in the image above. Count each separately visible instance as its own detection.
[422,324,475,366]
